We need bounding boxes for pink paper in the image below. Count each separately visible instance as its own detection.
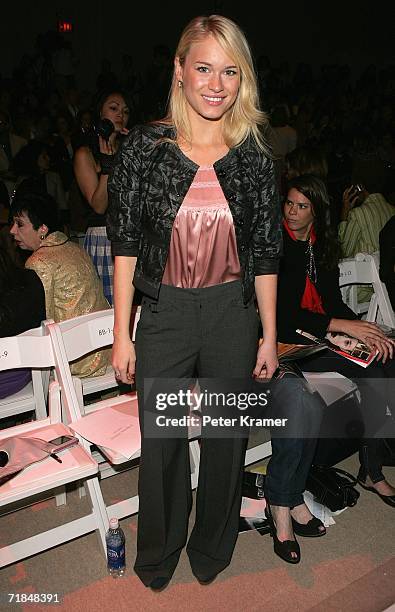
[240,496,267,518]
[69,400,141,459]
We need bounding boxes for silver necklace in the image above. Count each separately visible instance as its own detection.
[306,238,317,284]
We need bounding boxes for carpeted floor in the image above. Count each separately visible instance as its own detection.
[0,452,394,612]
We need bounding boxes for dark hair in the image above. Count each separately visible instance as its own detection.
[286,174,341,269]
[271,105,289,128]
[0,246,25,293]
[94,89,131,123]
[286,146,328,180]
[55,113,73,132]
[11,192,60,235]
[13,141,48,176]
[85,90,131,157]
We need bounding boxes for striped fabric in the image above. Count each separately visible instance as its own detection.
[339,193,395,257]
[83,227,114,305]
[338,193,395,303]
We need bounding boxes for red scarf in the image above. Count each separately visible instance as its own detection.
[283,219,326,314]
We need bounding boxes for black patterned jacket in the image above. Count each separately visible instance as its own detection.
[107,122,282,303]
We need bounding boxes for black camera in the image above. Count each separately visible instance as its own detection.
[94,118,115,141]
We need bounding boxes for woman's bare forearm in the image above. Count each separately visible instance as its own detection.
[255,274,278,343]
[113,256,136,338]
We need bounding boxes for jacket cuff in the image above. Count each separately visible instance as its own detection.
[307,314,332,339]
[111,242,139,257]
[254,258,280,275]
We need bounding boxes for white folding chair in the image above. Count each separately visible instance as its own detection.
[244,438,272,466]
[0,332,108,568]
[45,310,200,523]
[70,306,141,405]
[0,326,50,423]
[339,252,395,327]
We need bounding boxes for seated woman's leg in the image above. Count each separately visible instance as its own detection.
[264,376,326,562]
[297,352,395,500]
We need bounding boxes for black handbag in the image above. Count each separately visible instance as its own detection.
[306,465,360,511]
[242,471,265,499]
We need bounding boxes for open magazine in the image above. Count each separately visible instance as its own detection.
[277,342,327,362]
[295,329,377,368]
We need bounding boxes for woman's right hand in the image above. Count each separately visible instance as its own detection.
[341,186,360,220]
[112,334,136,384]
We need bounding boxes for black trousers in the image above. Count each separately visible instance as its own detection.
[134,281,259,585]
[298,352,393,483]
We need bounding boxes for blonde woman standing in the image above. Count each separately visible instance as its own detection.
[107,15,282,588]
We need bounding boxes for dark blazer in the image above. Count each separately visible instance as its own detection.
[107,123,282,303]
[0,269,46,337]
[277,230,356,344]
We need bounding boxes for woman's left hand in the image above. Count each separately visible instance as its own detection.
[365,335,395,364]
[253,340,279,380]
[334,318,395,363]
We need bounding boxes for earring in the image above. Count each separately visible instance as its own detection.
[178,80,183,88]
[40,234,45,240]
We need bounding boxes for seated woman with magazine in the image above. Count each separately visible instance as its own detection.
[277,174,395,508]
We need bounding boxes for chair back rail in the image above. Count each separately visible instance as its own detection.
[339,252,395,327]
[0,327,55,423]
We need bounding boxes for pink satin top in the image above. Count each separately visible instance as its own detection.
[162,166,241,288]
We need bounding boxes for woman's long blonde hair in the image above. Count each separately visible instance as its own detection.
[162,15,269,152]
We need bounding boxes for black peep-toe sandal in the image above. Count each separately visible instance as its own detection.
[291,516,326,537]
[265,505,300,564]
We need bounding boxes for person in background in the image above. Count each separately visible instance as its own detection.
[0,179,9,224]
[285,145,328,183]
[108,14,282,587]
[379,215,395,310]
[61,87,81,125]
[339,178,395,304]
[50,114,75,192]
[71,109,94,150]
[12,140,67,217]
[269,104,297,160]
[10,192,110,378]
[277,174,395,511]
[141,44,172,120]
[283,145,329,216]
[0,111,27,176]
[0,246,45,400]
[268,104,298,193]
[73,91,130,305]
[339,179,395,258]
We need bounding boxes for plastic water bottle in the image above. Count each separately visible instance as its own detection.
[106,518,126,577]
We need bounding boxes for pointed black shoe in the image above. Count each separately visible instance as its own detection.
[291,516,326,537]
[265,505,300,564]
[357,479,395,508]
